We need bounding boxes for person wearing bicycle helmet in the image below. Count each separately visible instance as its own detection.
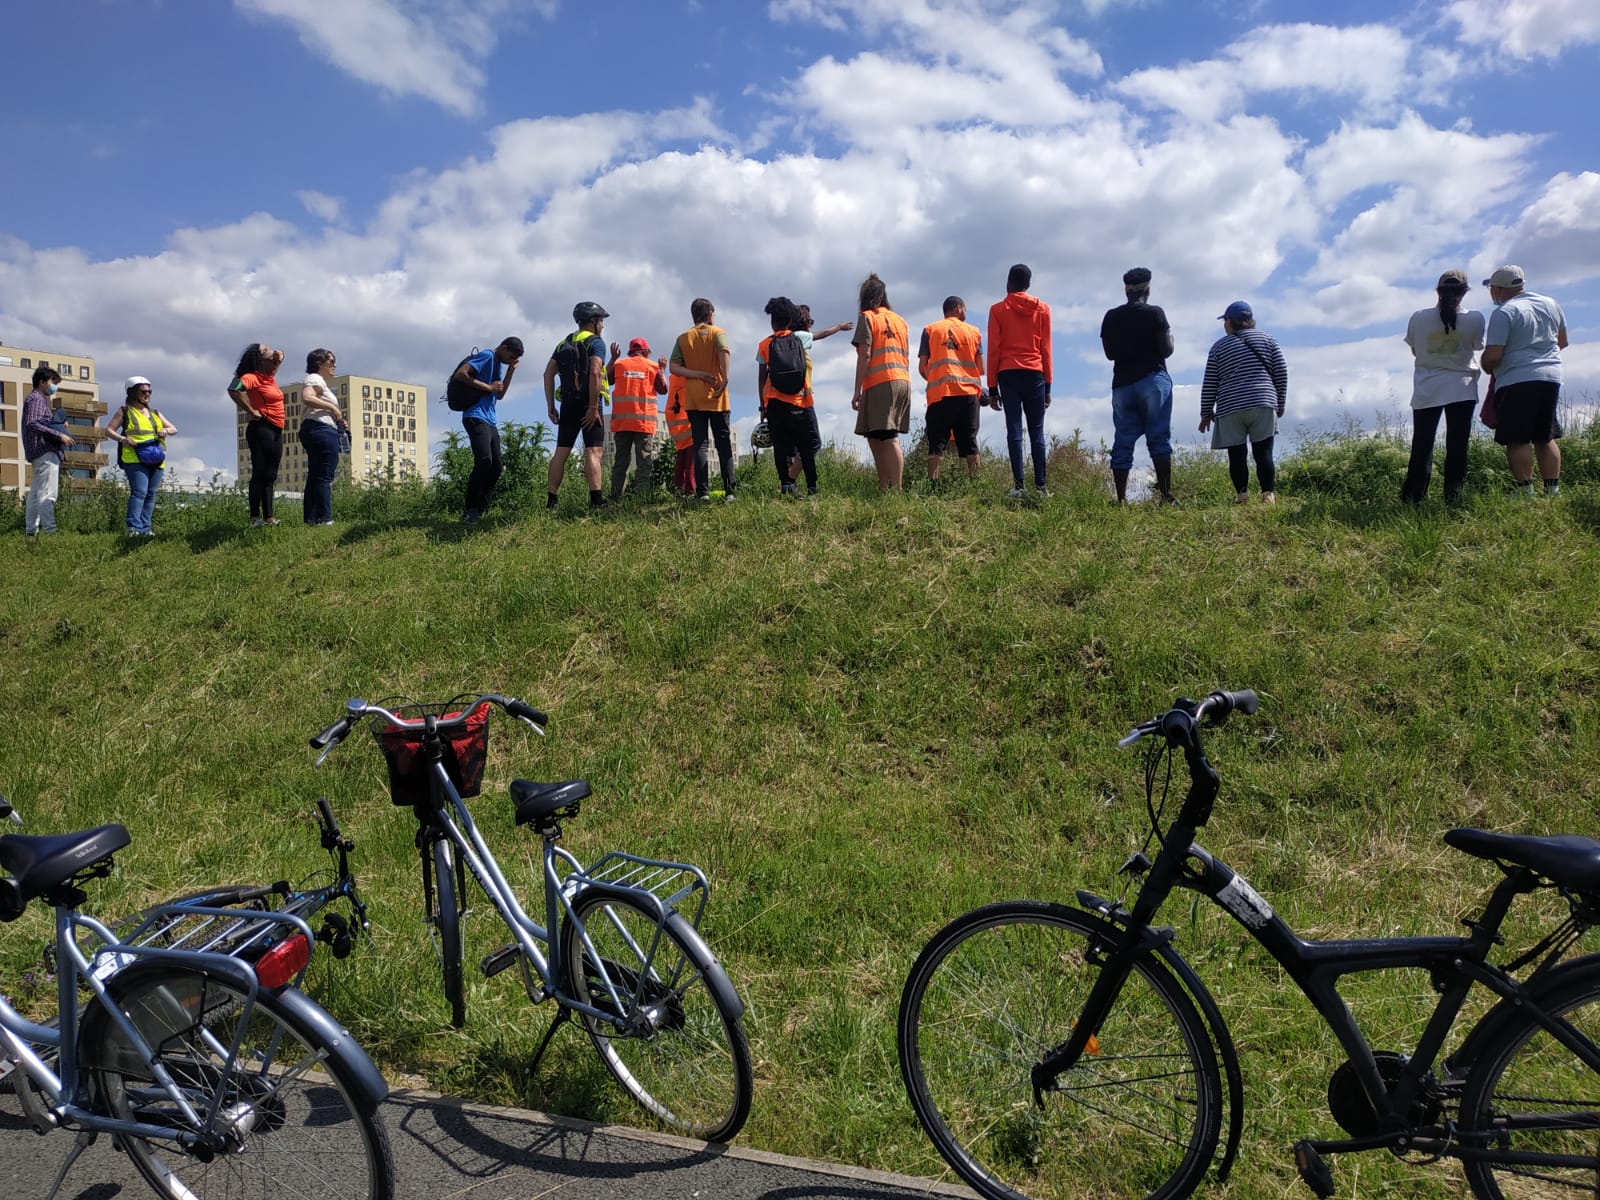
[454,337,524,526]
[544,302,611,510]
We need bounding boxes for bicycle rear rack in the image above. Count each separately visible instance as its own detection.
[112,895,312,979]
[573,851,710,932]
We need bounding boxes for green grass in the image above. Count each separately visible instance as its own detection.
[4,422,1600,1198]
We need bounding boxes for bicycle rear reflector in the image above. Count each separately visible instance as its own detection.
[254,933,311,989]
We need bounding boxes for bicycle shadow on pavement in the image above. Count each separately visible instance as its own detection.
[388,1091,953,1200]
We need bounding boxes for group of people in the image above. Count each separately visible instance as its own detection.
[14,263,1571,539]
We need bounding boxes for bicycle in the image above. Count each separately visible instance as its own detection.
[113,796,370,967]
[0,793,394,1199]
[310,692,753,1142]
[898,688,1600,1200]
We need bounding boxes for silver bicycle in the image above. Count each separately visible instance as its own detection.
[311,691,752,1142]
[0,795,393,1199]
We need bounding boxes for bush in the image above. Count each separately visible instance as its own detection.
[431,421,552,517]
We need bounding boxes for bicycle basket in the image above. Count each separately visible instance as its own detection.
[373,699,490,806]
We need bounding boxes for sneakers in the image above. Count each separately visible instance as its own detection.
[724,491,737,503]
[461,510,481,526]
[1261,491,1276,505]
[1006,487,1025,499]
[263,517,280,526]
[1509,483,1536,501]
[1543,481,1562,497]
[1234,492,1250,505]
[780,483,797,498]
[250,517,265,528]
[1159,492,1181,508]
[697,493,712,503]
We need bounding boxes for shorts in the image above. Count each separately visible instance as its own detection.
[1492,380,1561,446]
[556,399,605,449]
[854,379,911,438]
[1210,406,1277,449]
[926,394,980,458]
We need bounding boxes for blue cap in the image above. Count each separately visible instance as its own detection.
[1218,301,1253,322]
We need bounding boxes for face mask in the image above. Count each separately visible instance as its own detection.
[46,384,58,395]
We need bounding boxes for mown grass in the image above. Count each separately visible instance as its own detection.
[4,421,1600,1198]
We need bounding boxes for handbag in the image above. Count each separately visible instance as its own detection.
[127,407,166,466]
[1479,377,1498,430]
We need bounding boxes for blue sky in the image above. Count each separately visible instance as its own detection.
[4,0,1598,482]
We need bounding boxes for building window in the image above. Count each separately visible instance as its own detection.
[407,391,415,402]
[362,385,370,398]
[385,388,393,399]
[19,358,30,368]
[79,365,90,379]
[339,384,347,395]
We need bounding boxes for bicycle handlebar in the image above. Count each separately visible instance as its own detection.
[309,693,548,765]
[1116,688,1259,748]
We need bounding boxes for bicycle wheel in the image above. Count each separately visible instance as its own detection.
[899,900,1222,1200]
[562,889,752,1141]
[87,968,393,1200]
[1460,971,1600,1199]
[430,836,467,1028]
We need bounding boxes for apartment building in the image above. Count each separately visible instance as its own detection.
[237,373,429,489]
[0,342,107,494]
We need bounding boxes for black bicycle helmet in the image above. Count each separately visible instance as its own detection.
[573,301,610,324]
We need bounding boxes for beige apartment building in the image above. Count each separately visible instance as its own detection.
[237,373,429,489]
[0,342,107,494]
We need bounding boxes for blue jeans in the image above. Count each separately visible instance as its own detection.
[123,462,161,533]
[999,369,1047,488]
[1109,370,1174,471]
[299,420,341,523]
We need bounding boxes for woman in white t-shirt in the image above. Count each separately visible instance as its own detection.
[298,347,349,525]
[1401,270,1486,503]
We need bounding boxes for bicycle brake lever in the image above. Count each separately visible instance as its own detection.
[518,716,547,737]
[315,738,342,767]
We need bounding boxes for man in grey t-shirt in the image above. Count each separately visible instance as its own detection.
[1480,265,1569,497]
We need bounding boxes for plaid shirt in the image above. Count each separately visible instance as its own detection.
[21,389,65,462]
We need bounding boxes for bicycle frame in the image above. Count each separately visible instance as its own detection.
[1040,701,1600,1159]
[1,901,315,1149]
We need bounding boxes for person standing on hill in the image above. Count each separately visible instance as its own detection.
[670,298,736,501]
[1200,301,1287,504]
[106,376,176,537]
[988,264,1053,498]
[758,296,820,497]
[545,303,611,510]
[1480,265,1569,498]
[22,365,75,537]
[918,296,984,485]
[453,336,523,526]
[851,273,912,491]
[229,343,288,526]
[665,373,695,496]
[775,305,851,486]
[607,336,668,500]
[1101,266,1177,505]
[1401,270,1486,504]
[298,347,349,526]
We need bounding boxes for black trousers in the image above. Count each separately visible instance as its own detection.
[463,417,503,513]
[1401,400,1473,501]
[246,419,283,519]
[688,410,734,496]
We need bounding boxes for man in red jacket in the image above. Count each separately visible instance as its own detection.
[987,263,1053,497]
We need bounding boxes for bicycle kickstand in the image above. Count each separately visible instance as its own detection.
[44,1130,97,1200]
[528,1005,572,1074]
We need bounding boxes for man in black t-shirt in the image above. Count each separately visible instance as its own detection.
[1100,267,1177,504]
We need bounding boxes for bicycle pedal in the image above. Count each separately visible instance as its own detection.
[1293,1141,1335,1199]
[480,943,520,978]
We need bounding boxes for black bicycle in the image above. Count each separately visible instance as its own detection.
[899,688,1600,1200]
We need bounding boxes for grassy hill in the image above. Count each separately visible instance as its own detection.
[4,427,1600,1196]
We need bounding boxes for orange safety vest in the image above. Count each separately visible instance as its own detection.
[610,355,661,434]
[675,324,730,412]
[759,332,813,408]
[666,377,693,451]
[922,318,982,404]
[862,308,910,390]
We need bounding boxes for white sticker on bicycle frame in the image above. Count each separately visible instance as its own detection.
[1217,873,1273,929]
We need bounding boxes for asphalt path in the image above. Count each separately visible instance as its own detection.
[2,1086,968,1200]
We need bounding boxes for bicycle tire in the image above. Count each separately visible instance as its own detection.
[561,889,752,1142]
[898,900,1222,1200]
[1459,969,1600,1199]
[431,836,467,1028]
[86,967,394,1200]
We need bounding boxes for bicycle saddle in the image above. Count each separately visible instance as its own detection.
[511,779,590,827]
[1445,828,1600,891]
[0,824,131,905]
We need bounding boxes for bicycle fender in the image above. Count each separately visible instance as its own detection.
[269,987,390,1113]
[1449,954,1600,1076]
[77,955,262,1073]
[665,912,746,1022]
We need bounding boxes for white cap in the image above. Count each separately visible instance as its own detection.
[124,376,152,391]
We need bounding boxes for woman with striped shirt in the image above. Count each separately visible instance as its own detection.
[1199,301,1288,504]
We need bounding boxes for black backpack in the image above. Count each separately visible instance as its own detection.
[766,331,807,397]
[551,332,593,405]
[445,349,484,411]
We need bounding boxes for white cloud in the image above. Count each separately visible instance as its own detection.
[297,191,344,223]
[233,0,550,115]
[1449,0,1600,58]
[1118,24,1414,122]
[1474,172,1600,289]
